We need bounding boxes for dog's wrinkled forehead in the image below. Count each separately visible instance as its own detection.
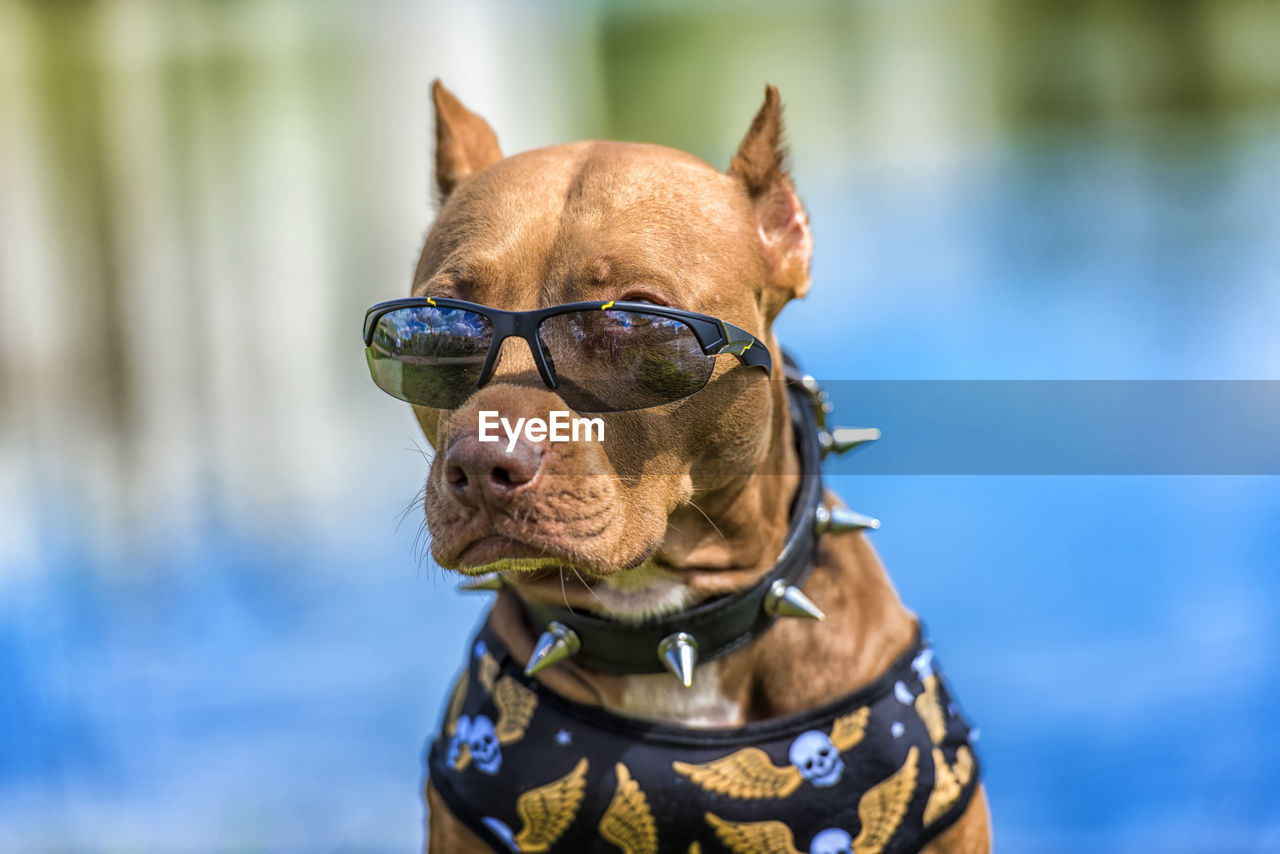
[415,141,766,316]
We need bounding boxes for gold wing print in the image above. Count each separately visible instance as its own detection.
[513,757,589,853]
[598,763,657,854]
[673,747,803,800]
[479,650,501,693]
[445,670,473,771]
[829,706,871,752]
[953,746,974,786]
[852,745,919,854]
[914,675,947,745]
[493,675,538,744]
[923,747,961,825]
[445,671,468,736]
[705,812,802,854]
[925,744,976,825]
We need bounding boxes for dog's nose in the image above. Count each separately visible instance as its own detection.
[443,433,543,507]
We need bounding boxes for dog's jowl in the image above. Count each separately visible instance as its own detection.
[363,81,992,853]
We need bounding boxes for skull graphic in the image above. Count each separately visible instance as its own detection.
[451,714,503,775]
[912,647,935,680]
[809,828,853,854]
[788,730,845,788]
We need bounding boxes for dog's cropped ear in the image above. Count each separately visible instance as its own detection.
[432,80,503,200]
[728,85,813,315]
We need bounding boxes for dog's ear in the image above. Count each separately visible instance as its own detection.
[728,85,813,314]
[432,80,503,200]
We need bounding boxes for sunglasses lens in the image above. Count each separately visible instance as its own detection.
[537,309,714,411]
[365,306,492,408]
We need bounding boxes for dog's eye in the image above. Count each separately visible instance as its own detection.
[618,291,668,307]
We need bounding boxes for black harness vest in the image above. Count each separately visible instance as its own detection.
[426,624,980,854]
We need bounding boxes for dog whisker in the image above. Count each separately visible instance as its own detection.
[569,564,614,616]
[558,567,574,613]
[395,485,427,534]
[404,439,434,465]
[535,541,577,615]
[411,515,444,582]
[686,496,728,546]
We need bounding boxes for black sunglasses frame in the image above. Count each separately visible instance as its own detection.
[363,297,772,404]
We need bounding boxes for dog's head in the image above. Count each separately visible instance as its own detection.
[413,82,812,612]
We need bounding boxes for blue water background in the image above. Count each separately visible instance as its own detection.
[3,128,1279,851]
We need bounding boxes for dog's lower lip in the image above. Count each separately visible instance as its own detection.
[456,536,555,572]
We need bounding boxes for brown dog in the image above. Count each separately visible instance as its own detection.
[408,81,991,853]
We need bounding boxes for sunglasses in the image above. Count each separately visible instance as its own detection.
[362,298,772,412]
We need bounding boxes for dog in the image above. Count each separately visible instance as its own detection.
[382,80,991,853]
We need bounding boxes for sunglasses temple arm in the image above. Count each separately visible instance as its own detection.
[716,322,773,376]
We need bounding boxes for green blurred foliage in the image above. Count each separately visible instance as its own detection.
[594,0,1279,162]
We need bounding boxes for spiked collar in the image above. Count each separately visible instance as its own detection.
[459,355,881,684]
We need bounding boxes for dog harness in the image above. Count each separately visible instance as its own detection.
[427,624,980,854]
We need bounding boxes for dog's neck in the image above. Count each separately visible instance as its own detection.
[587,369,802,622]
[489,368,916,727]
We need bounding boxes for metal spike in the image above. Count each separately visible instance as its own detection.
[763,579,826,621]
[523,621,581,677]
[820,427,882,456]
[458,573,504,592]
[657,632,698,688]
[814,505,881,534]
[798,374,832,428]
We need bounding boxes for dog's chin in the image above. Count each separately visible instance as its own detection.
[509,559,696,621]
[446,534,656,580]
[452,536,556,574]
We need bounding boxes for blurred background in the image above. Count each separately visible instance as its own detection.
[1,0,1278,850]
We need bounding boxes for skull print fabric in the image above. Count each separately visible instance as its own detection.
[789,730,845,787]
[426,623,980,854]
[450,715,502,774]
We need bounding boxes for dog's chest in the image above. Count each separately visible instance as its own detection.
[615,661,744,727]
[593,570,744,726]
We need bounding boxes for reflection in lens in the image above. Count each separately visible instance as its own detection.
[366,306,492,407]
[538,310,714,411]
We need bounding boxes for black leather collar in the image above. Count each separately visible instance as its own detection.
[516,356,825,675]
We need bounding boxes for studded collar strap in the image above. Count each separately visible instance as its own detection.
[512,357,839,677]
